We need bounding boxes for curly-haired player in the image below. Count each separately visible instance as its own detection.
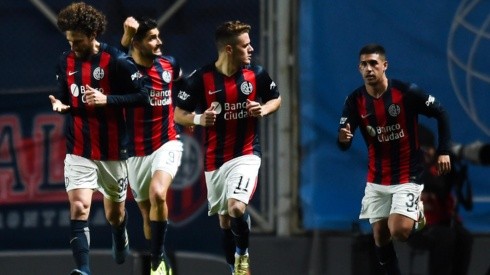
[50,2,150,275]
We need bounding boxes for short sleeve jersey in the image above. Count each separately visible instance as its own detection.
[56,43,145,160]
[125,55,181,157]
[338,79,451,185]
[175,64,280,171]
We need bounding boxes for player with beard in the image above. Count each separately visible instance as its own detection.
[120,16,183,275]
[49,2,149,275]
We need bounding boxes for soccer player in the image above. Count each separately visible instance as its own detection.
[337,44,452,275]
[49,2,149,275]
[174,20,281,275]
[120,16,183,275]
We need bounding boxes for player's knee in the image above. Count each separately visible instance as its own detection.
[105,208,125,226]
[390,227,412,241]
[149,180,169,204]
[228,203,246,218]
[150,189,167,205]
[70,200,90,217]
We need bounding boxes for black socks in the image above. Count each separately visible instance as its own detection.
[230,213,250,255]
[375,241,401,275]
[150,220,168,269]
[70,220,90,273]
[111,210,128,250]
[222,228,236,265]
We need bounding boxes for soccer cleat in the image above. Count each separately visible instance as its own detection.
[70,269,89,275]
[415,200,426,231]
[151,258,173,275]
[234,253,250,275]
[112,228,130,264]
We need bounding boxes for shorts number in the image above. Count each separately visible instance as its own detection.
[405,192,420,211]
[118,177,129,193]
[234,176,250,194]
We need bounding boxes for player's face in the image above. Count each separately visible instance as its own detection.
[65,31,95,59]
[232,32,253,66]
[358,53,387,86]
[138,28,162,59]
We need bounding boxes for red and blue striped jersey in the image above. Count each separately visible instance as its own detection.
[338,79,451,185]
[176,64,280,171]
[55,43,147,160]
[125,55,181,156]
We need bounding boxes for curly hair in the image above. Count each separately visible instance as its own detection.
[215,20,251,50]
[57,2,106,37]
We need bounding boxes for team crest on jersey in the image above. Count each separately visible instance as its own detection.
[93,67,105,80]
[388,104,401,117]
[162,70,172,83]
[240,81,253,95]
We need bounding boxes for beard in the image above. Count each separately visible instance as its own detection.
[74,49,92,60]
[141,48,161,60]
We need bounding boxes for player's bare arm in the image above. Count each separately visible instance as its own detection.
[49,95,70,113]
[246,97,281,118]
[174,106,216,127]
[174,106,196,126]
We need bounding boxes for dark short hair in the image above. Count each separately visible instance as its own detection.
[359,43,386,59]
[215,20,251,49]
[133,16,158,42]
[57,2,106,37]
